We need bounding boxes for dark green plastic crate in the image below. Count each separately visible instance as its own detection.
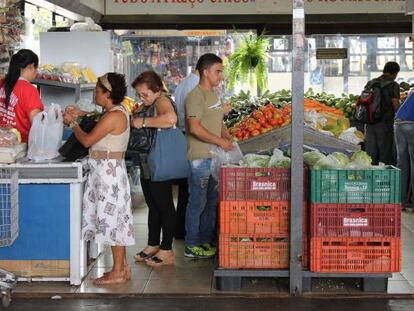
[310,166,400,204]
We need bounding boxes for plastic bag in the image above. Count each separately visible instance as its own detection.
[268,148,291,168]
[210,143,243,181]
[28,104,63,161]
[339,127,364,145]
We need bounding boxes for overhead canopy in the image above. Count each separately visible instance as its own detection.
[100,0,410,34]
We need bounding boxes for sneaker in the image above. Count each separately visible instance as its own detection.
[184,246,215,259]
[201,243,217,254]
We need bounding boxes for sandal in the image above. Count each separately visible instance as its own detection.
[134,247,159,262]
[145,253,175,267]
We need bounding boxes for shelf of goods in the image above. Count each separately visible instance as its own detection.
[32,79,96,104]
[0,160,102,285]
[238,124,360,155]
[304,166,401,292]
[214,166,309,291]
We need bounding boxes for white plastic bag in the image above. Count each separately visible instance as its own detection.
[209,143,243,181]
[28,104,63,161]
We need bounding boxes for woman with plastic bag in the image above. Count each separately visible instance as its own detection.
[0,49,43,143]
[63,73,135,285]
[130,71,179,267]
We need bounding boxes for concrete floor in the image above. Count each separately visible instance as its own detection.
[10,188,414,296]
[4,298,414,311]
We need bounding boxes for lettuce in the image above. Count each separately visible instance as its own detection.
[304,151,326,167]
[331,152,349,167]
[243,154,270,168]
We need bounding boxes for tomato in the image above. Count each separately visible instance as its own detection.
[253,110,264,120]
[251,129,261,137]
[277,118,284,125]
[258,117,266,125]
[264,110,273,120]
[269,119,278,127]
[273,112,282,119]
[255,123,261,130]
[260,127,269,134]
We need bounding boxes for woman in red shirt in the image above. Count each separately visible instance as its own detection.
[0,49,44,143]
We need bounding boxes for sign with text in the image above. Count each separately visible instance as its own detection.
[105,0,406,15]
[316,48,348,60]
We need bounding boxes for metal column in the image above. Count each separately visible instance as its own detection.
[290,0,305,296]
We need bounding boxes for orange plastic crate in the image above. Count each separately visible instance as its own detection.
[219,234,309,269]
[310,203,401,238]
[219,200,308,235]
[310,237,401,273]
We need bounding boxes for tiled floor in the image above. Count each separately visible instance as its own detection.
[12,189,414,295]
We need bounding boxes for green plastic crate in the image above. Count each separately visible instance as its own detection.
[310,166,400,204]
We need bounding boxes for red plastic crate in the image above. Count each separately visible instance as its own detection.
[310,203,401,238]
[219,233,309,269]
[310,237,401,273]
[219,200,308,235]
[220,167,307,201]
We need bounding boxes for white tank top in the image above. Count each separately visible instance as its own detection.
[91,104,130,152]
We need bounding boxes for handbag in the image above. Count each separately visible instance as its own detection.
[127,104,157,154]
[147,126,190,182]
[59,115,98,161]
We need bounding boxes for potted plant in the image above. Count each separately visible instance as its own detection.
[226,32,270,92]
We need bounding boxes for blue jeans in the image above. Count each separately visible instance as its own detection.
[185,159,218,247]
[394,121,414,206]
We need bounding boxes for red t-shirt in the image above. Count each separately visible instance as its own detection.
[0,79,44,143]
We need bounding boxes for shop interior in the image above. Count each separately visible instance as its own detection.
[1,0,414,297]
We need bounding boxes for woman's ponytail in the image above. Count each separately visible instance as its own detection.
[3,49,39,109]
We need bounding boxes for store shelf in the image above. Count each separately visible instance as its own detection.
[32,79,96,90]
[32,79,96,104]
[238,124,360,155]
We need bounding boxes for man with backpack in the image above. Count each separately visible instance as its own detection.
[363,61,401,165]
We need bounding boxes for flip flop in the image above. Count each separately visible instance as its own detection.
[145,254,175,267]
[134,247,159,262]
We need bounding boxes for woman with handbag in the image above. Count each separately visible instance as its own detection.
[130,71,178,267]
[63,73,135,285]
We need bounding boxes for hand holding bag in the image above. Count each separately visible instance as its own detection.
[147,126,190,182]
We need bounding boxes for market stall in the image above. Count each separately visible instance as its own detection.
[0,159,99,286]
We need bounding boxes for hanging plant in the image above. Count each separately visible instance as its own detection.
[226,31,270,92]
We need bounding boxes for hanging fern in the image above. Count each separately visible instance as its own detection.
[226,32,270,92]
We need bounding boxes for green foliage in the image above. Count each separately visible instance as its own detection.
[226,32,270,92]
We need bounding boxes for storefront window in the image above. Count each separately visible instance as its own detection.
[265,34,412,96]
[121,30,229,97]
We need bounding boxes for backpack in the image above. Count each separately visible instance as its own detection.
[354,78,393,124]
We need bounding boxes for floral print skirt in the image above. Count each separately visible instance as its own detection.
[82,158,135,246]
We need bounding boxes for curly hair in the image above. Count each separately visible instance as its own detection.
[97,72,127,105]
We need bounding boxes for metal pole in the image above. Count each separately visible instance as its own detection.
[290,0,305,296]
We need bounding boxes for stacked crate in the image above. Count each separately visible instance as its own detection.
[310,167,401,273]
[218,167,308,269]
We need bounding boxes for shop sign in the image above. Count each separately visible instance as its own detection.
[130,29,227,36]
[316,48,348,60]
[105,0,406,15]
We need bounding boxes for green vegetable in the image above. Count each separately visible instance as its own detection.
[312,154,341,170]
[243,154,270,168]
[304,151,326,167]
[331,152,349,167]
[268,157,291,168]
[348,150,372,169]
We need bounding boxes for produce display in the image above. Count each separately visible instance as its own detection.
[37,63,97,84]
[225,89,364,144]
[238,147,376,170]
